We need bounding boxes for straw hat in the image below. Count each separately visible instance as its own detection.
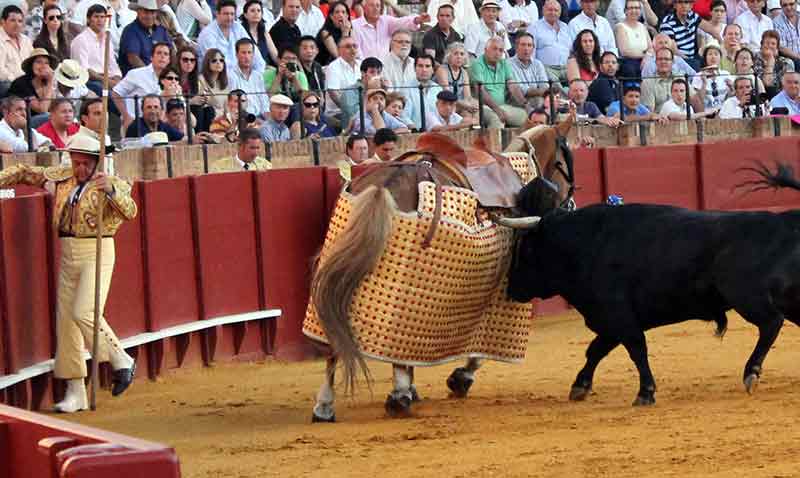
[66,135,101,157]
[55,60,89,88]
[22,48,58,76]
[270,94,293,106]
[144,131,169,146]
[479,0,501,10]
[129,0,160,10]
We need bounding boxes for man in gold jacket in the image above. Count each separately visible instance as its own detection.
[0,135,138,413]
[211,128,272,172]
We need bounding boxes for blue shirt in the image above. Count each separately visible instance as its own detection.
[350,111,406,135]
[769,90,800,115]
[118,19,173,75]
[260,118,291,142]
[606,100,650,117]
[125,119,184,141]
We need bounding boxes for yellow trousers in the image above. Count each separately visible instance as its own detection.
[54,238,124,379]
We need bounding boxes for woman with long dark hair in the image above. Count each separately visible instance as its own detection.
[240,0,278,66]
[566,29,601,84]
[315,1,352,66]
[175,45,215,132]
[198,48,230,118]
[33,5,70,63]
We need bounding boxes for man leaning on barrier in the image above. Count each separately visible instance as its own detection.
[0,135,137,413]
[212,127,272,172]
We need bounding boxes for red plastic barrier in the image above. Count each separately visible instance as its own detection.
[603,144,701,209]
[573,147,604,206]
[105,183,147,339]
[139,178,199,331]
[698,136,800,211]
[0,195,54,375]
[257,167,326,360]
[0,403,180,478]
[191,172,260,319]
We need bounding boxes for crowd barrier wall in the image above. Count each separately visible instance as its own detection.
[3,136,800,411]
[0,403,180,478]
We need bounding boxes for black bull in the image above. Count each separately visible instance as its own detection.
[507,163,800,406]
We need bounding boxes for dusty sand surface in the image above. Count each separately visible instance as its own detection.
[65,311,800,478]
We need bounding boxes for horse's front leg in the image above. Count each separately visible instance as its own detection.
[408,366,422,402]
[312,356,337,423]
[385,364,414,418]
[447,357,482,398]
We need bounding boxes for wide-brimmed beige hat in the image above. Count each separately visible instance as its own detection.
[22,48,58,76]
[66,135,102,157]
[479,0,501,10]
[270,94,293,106]
[129,0,160,11]
[144,131,169,146]
[55,60,89,88]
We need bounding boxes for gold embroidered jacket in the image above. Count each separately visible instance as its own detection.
[211,156,272,173]
[0,164,137,237]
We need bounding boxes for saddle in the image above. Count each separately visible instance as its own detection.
[412,133,524,209]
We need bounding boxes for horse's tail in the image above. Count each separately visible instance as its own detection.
[311,185,396,394]
[736,161,800,193]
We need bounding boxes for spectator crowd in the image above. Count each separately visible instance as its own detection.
[0,0,798,156]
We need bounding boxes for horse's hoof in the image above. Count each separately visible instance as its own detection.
[410,385,422,402]
[311,412,336,423]
[568,385,591,401]
[446,368,474,399]
[632,394,655,406]
[384,394,413,418]
[744,373,759,395]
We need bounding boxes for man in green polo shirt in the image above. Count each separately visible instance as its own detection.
[469,36,528,128]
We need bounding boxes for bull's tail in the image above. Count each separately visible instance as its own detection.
[311,185,396,394]
[737,161,800,193]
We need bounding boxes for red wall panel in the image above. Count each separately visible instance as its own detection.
[573,147,604,206]
[105,183,147,338]
[698,137,800,211]
[603,144,701,209]
[256,168,325,360]
[0,195,53,374]
[192,172,260,319]
[140,178,199,331]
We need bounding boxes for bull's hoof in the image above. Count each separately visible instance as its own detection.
[311,412,336,423]
[569,385,591,401]
[632,394,656,406]
[446,368,474,398]
[744,373,759,395]
[384,394,413,418]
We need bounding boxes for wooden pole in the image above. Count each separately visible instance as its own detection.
[90,13,112,412]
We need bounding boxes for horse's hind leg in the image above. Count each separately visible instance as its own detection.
[408,366,422,402]
[447,357,482,399]
[385,365,413,418]
[312,356,337,423]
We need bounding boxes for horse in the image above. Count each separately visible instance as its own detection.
[305,119,575,422]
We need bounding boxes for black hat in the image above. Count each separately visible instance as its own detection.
[436,90,458,102]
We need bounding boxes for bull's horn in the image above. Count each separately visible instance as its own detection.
[492,215,541,229]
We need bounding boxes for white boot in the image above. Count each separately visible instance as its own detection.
[53,379,88,413]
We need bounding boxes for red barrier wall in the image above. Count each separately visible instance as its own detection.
[573,148,604,206]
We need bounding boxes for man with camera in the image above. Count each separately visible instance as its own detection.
[210,89,260,143]
[719,76,769,118]
[264,47,308,125]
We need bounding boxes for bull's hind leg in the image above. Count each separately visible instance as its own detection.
[385,365,414,418]
[447,357,482,398]
[740,315,783,394]
[312,357,337,423]
[570,335,620,401]
[621,332,656,406]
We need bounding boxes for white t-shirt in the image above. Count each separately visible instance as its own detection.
[660,99,693,116]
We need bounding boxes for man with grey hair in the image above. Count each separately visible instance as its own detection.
[509,32,550,109]
[641,33,697,78]
[469,36,527,127]
[382,29,416,93]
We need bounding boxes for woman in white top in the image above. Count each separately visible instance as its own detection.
[613,0,649,80]
[198,47,230,118]
[498,0,538,40]
[434,42,479,122]
[176,0,213,39]
[691,43,730,110]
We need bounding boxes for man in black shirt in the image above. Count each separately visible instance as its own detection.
[588,51,621,115]
[299,35,326,92]
[270,0,302,53]
[125,94,184,141]
[422,4,464,65]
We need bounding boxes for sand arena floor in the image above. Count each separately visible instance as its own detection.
[64,311,800,478]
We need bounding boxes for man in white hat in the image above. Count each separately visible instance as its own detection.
[0,134,138,413]
[118,0,173,75]
[259,94,293,142]
[465,0,511,58]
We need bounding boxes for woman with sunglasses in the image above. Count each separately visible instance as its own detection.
[292,91,335,139]
[159,66,197,132]
[176,46,215,132]
[316,1,352,66]
[240,0,279,66]
[199,48,230,118]
[34,5,70,63]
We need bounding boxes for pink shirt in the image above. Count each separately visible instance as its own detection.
[351,14,418,60]
[70,28,123,79]
[0,28,33,82]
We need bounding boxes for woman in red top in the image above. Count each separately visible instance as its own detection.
[567,29,601,85]
[36,98,79,149]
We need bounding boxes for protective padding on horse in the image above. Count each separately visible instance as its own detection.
[303,153,535,366]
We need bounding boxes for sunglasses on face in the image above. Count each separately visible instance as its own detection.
[210,57,225,64]
[181,57,196,63]
[164,75,180,81]
[303,102,319,108]
[47,15,63,21]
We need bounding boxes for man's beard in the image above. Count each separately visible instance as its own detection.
[395,46,411,59]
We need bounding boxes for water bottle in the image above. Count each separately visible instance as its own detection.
[606,194,624,206]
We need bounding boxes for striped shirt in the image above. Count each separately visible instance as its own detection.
[660,11,701,58]
[774,12,800,56]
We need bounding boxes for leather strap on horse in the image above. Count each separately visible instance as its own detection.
[417,159,444,249]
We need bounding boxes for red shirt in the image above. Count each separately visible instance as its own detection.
[36,121,80,149]
[693,0,713,19]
